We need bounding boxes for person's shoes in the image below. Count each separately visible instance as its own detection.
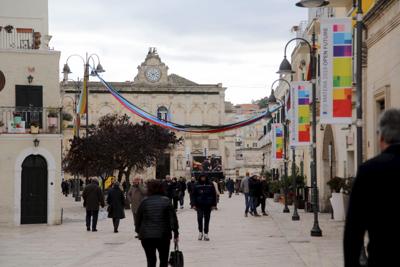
[114,230,118,233]
[180,206,184,209]
[245,212,248,217]
[198,232,203,241]
[262,212,268,216]
[203,234,210,241]
[86,227,90,231]
[92,229,97,232]
[249,211,254,216]
[254,213,261,217]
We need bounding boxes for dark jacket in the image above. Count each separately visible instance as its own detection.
[260,180,269,197]
[82,182,105,211]
[248,177,261,197]
[344,144,400,267]
[179,180,187,194]
[187,181,195,194]
[106,185,125,219]
[170,181,180,199]
[192,180,217,207]
[135,195,179,240]
[226,179,234,192]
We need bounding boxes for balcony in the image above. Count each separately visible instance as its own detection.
[0,107,63,134]
[0,26,41,50]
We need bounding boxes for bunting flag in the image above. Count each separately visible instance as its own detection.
[271,123,284,161]
[290,81,311,147]
[92,70,279,134]
[77,69,89,115]
[320,18,353,124]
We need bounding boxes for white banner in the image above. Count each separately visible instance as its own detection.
[320,18,353,124]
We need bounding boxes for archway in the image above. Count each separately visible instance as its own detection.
[21,155,48,224]
[322,125,336,211]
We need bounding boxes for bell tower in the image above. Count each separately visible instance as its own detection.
[134,47,169,84]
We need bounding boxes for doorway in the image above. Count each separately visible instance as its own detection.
[21,155,47,224]
[156,153,170,179]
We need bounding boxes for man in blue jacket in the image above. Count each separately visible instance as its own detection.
[192,174,217,241]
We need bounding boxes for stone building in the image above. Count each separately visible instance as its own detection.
[62,48,227,180]
[0,0,62,225]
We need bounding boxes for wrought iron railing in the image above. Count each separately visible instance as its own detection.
[0,26,40,50]
[0,106,63,134]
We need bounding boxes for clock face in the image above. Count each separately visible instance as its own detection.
[145,67,161,82]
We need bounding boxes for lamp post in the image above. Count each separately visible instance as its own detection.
[62,53,105,199]
[277,33,322,236]
[267,78,291,213]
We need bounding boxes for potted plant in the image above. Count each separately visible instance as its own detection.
[47,109,59,127]
[62,112,73,129]
[13,112,22,124]
[30,121,40,134]
[270,180,281,202]
[327,176,347,221]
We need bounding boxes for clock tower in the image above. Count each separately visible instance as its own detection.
[134,47,169,85]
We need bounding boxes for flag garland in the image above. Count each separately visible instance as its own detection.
[92,71,280,134]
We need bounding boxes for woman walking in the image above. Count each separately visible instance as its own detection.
[136,179,179,267]
[107,182,125,233]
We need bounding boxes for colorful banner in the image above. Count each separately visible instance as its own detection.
[290,81,311,147]
[320,18,353,124]
[271,123,284,161]
[77,68,89,115]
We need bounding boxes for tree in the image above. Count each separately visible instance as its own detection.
[255,97,268,109]
[63,114,180,184]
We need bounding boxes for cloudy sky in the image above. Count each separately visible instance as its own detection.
[49,0,307,104]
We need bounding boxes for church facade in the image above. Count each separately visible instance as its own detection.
[61,48,228,180]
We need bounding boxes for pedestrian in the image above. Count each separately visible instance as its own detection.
[211,177,220,209]
[178,177,187,209]
[127,177,146,232]
[82,179,105,232]
[226,177,234,198]
[162,174,172,198]
[240,172,251,217]
[187,177,196,208]
[260,176,269,216]
[136,179,179,267]
[235,178,241,195]
[248,175,261,216]
[61,180,68,196]
[170,177,180,211]
[344,108,400,267]
[192,174,217,241]
[106,181,125,233]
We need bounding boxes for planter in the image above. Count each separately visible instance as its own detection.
[330,192,349,221]
[273,193,280,202]
[14,116,22,124]
[48,117,58,126]
[30,125,39,134]
[62,120,70,129]
[48,126,57,134]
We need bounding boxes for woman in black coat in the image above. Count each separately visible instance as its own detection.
[107,182,125,233]
[136,179,179,267]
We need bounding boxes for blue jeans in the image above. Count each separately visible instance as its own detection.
[249,196,257,213]
[244,193,251,213]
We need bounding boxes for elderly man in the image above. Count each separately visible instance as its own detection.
[344,108,400,267]
[127,177,146,234]
[82,178,105,232]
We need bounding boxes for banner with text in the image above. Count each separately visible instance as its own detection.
[320,18,353,124]
[272,123,284,161]
[290,81,311,147]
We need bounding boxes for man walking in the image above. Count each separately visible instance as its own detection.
[344,109,400,267]
[187,177,196,208]
[226,177,234,198]
[260,176,269,216]
[178,177,187,209]
[240,172,251,217]
[82,179,105,232]
[248,175,261,216]
[127,177,146,233]
[193,175,217,241]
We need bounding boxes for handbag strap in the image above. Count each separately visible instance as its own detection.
[174,240,179,251]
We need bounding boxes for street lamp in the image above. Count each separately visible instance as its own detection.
[295,0,329,8]
[267,78,291,213]
[62,53,105,200]
[277,34,322,236]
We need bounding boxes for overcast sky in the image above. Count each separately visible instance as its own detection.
[49,0,307,104]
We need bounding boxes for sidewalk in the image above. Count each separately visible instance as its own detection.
[0,193,344,267]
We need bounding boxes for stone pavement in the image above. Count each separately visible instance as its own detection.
[0,193,344,267]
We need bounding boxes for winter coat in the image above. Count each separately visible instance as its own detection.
[344,144,400,267]
[226,179,234,192]
[187,181,195,194]
[170,181,180,199]
[260,180,269,197]
[248,177,261,198]
[240,177,250,194]
[135,194,179,240]
[179,181,187,195]
[127,184,146,213]
[82,182,105,211]
[106,185,125,219]
[192,181,217,207]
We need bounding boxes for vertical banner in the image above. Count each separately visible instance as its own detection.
[271,123,284,161]
[320,18,353,124]
[290,81,311,147]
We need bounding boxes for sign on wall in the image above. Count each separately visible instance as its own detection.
[290,81,311,147]
[320,18,353,124]
[271,123,284,161]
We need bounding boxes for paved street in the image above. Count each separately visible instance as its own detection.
[0,193,344,267]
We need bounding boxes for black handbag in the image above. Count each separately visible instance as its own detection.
[169,241,184,267]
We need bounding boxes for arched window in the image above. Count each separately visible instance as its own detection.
[157,106,168,121]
